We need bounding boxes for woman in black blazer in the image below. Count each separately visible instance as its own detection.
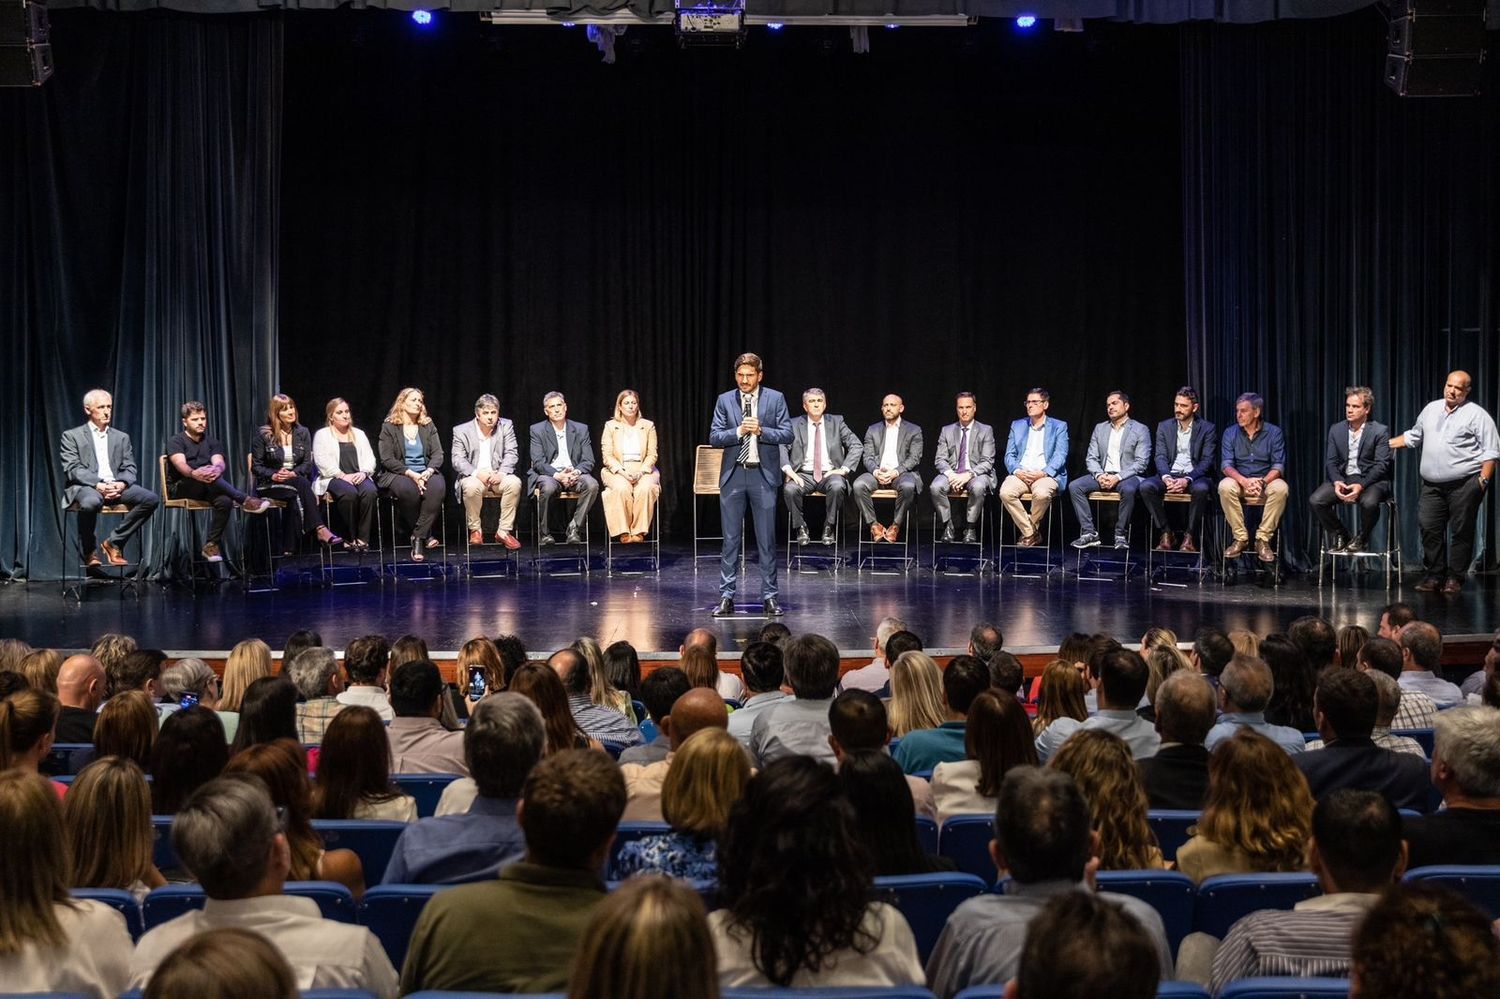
[377,387,446,561]
[252,393,341,554]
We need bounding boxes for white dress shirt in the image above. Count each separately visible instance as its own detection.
[1021,422,1047,471]
[0,900,132,999]
[552,426,573,470]
[1345,425,1364,477]
[1104,424,1124,475]
[1171,422,1194,474]
[337,685,394,722]
[880,419,903,469]
[90,425,117,483]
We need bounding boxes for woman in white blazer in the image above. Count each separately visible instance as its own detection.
[312,397,378,550]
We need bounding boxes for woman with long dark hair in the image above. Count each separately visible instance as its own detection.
[151,707,228,814]
[251,392,341,553]
[228,676,298,756]
[837,750,955,876]
[312,707,416,821]
[507,664,599,754]
[933,689,1038,825]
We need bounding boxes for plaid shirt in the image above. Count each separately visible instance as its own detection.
[296,697,347,745]
[1392,689,1437,732]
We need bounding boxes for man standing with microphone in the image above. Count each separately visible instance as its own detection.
[711,352,793,618]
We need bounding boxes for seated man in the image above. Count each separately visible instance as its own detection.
[165,400,269,562]
[1309,385,1393,554]
[925,767,1172,998]
[1295,668,1431,812]
[129,776,397,997]
[526,391,598,546]
[60,388,159,567]
[894,655,989,774]
[839,615,907,695]
[1211,789,1407,993]
[829,689,936,818]
[1138,386,1216,553]
[385,660,468,775]
[451,393,523,550]
[1068,390,1151,550]
[399,749,626,994]
[1305,671,1425,757]
[1397,622,1463,709]
[1138,671,1216,810]
[1355,636,1436,730]
[780,387,863,547]
[287,647,345,745]
[384,694,544,884]
[930,392,997,544]
[750,632,841,766]
[1205,654,1306,755]
[547,647,643,749]
[1035,649,1160,763]
[725,642,790,746]
[619,666,690,764]
[999,387,1069,547]
[620,687,731,822]
[54,654,107,743]
[853,393,923,543]
[1218,392,1287,563]
[335,634,393,722]
[1402,706,1500,868]
[1011,891,1161,999]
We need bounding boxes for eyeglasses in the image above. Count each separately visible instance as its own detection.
[1024,399,1045,406]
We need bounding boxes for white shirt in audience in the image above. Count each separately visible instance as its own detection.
[717,671,745,702]
[0,900,132,999]
[930,759,996,827]
[353,793,419,822]
[337,685,395,722]
[709,902,923,988]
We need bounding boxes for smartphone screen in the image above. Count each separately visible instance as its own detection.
[467,667,487,701]
[179,692,200,709]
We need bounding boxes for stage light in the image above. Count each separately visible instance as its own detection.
[885,23,899,28]
[1016,14,1037,28]
[561,20,577,27]
[410,10,433,26]
[766,21,784,30]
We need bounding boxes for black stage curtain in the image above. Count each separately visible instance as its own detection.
[0,11,282,579]
[1182,9,1500,571]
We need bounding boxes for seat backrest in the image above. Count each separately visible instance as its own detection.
[71,887,144,940]
[391,773,462,819]
[913,815,939,855]
[1194,873,1321,939]
[143,881,354,931]
[1095,870,1198,955]
[311,820,410,885]
[1216,977,1351,999]
[725,989,938,999]
[937,814,996,882]
[871,873,990,964]
[1147,810,1200,862]
[357,883,442,971]
[956,987,1208,999]
[1391,727,1434,757]
[152,815,177,872]
[1404,864,1500,918]
[43,742,96,776]
[694,445,723,495]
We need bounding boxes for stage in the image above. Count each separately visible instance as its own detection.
[3,543,1494,662]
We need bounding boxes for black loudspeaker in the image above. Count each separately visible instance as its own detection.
[1384,0,1488,97]
[0,0,51,87]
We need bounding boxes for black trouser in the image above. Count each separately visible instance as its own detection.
[327,477,377,544]
[1309,478,1390,543]
[1419,475,1486,579]
[170,477,248,544]
[259,474,326,551]
[1138,475,1213,537]
[783,473,850,531]
[74,485,159,550]
[387,473,446,542]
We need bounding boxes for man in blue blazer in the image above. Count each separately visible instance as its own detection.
[1068,390,1152,550]
[527,391,598,546]
[59,388,159,566]
[710,353,793,617]
[1309,386,1393,554]
[999,387,1069,546]
[1138,386,1218,553]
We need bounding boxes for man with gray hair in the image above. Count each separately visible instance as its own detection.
[59,387,160,568]
[287,647,346,744]
[547,647,642,748]
[1138,671,1216,809]
[451,393,523,550]
[1397,621,1462,708]
[526,391,598,547]
[840,614,907,694]
[385,694,545,883]
[1205,654,1305,754]
[1402,706,1500,867]
[779,386,862,546]
[129,776,397,997]
[1218,391,1288,563]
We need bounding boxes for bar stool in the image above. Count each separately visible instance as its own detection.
[856,490,915,574]
[461,494,522,580]
[379,489,448,581]
[1073,491,1140,581]
[930,489,991,575]
[1318,496,1402,590]
[243,454,290,594]
[59,501,141,601]
[997,492,1059,578]
[319,492,383,586]
[158,455,227,588]
[532,487,589,575]
[1219,493,1282,586]
[606,522,660,577]
[787,491,845,573]
[1146,492,1216,586]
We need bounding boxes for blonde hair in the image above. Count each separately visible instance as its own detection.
[220,639,272,712]
[613,389,642,422]
[574,637,623,710]
[384,387,431,426]
[144,927,297,999]
[568,875,720,999]
[1140,627,1179,653]
[64,756,156,890]
[0,769,75,956]
[680,646,721,692]
[888,651,946,737]
[1049,729,1161,870]
[0,688,60,770]
[94,691,158,770]
[20,649,63,694]
[1228,629,1261,658]
[1145,644,1192,705]
[1033,659,1088,736]
[0,637,34,673]
[661,728,751,838]
[1197,728,1313,872]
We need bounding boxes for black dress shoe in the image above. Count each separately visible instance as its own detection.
[939,522,956,543]
[962,527,978,544]
[795,526,811,546]
[1414,575,1442,592]
[763,597,783,617]
[1331,533,1351,554]
[821,526,837,546]
[539,533,556,547]
[564,526,585,545]
[712,597,736,617]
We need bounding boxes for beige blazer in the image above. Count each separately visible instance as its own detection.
[600,418,658,475]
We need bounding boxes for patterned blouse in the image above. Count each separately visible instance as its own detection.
[613,830,718,881]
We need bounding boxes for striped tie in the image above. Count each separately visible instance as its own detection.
[739,395,754,465]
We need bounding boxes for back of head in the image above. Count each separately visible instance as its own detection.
[1036,660,1089,728]
[602,641,641,699]
[739,641,784,695]
[509,663,583,754]
[681,627,718,659]
[20,649,62,694]
[173,775,280,899]
[342,634,390,686]
[1380,601,1416,636]
[1316,667,1378,741]
[679,646,720,691]
[1014,890,1159,999]
[389,634,429,668]
[874,616,907,654]
[1154,672,1217,746]
[828,690,889,752]
[783,633,840,700]
[1057,632,1092,667]
[661,728,750,838]
[1352,883,1500,999]
[1367,670,1403,728]
[152,707,229,815]
[95,690,158,769]
[311,707,391,819]
[89,632,137,677]
[1097,648,1150,709]
[65,756,155,891]
[1432,706,1500,798]
[143,927,298,999]
[567,876,719,999]
[987,651,1024,696]
[520,748,626,869]
[756,622,792,648]
[1288,616,1337,671]
[1145,644,1191,705]
[221,639,272,711]
[966,689,1038,797]
[889,651,945,735]
[0,768,71,954]
[0,637,33,674]
[159,658,215,703]
[639,667,691,725]
[1336,624,1369,669]
[1311,790,1402,893]
[1358,637,1404,680]
[836,749,927,875]
[466,693,545,800]
[1048,729,1158,871]
[969,623,1004,662]
[494,634,528,688]
[1399,621,1442,670]
[995,766,1092,884]
[229,676,298,754]
[1219,654,1274,713]
[388,659,443,717]
[1192,627,1234,678]
[883,629,922,663]
[666,688,729,748]
[943,655,990,714]
[1201,729,1313,871]
[549,648,591,697]
[285,647,339,701]
[0,688,60,769]
[114,648,167,698]
[280,630,322,668]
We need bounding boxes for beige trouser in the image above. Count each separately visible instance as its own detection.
[1218,476,1289,542]
[458,473,522,533]
[999,474,1058,538]
[602,464,661,537]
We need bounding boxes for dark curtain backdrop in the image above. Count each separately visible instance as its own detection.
[1,10,282,579]
[1182,9,1500,571]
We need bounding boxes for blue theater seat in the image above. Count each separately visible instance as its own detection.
[1403,864,1500,918]
[913,815,939,855]
[936,814,995,882]
[1216,977,1349,998]
[871,873,989,964]
[70,887,143,940]
[358,883,441,970]
[141,881,355,931]
[1096,869,1197,955]
[956,985,1209,999]
[1194,873,1321,939]
[1147,810,1199,862]
[312,819,409,884]
[392,772,462,818]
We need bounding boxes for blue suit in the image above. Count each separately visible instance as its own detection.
[710,386,793,600]
[1003,418,1070,487]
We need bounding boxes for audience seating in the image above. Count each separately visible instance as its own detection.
[1193,873,1321,939]
[1215,978,1350,999]
[358,883,441,971]
[1391,727,1434,757]
[872,872,989,964]
[312,819,408,884]
[141,881,355,931]
[44,742,98,776]
[936,815,995,882]
[725,989,939,998]
[914,815,939,855]
[1147,809,1200,861]
[392,772,463,818]
[1096,869,1197,954]
[956,986,1210,999]
[71,887,144,940]
[1404,864,1500,918]
[608,877,720,912]
[151,815,177,872]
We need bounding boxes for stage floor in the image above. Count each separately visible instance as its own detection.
[3,543,1494,656]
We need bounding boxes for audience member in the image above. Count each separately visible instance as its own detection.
[399,749,625,993]
[757,621,792,648]
[895,654,988,773]
[827,689,935,819]
[1349,882,1500,999]
[925,767,1172,998]
[0,636,35,674]
[88,633,135,685]
[1036,649,1159,762]
[567,875,720,999]
[112,648,168,709]
[725,641,790,746]
[1049,729,1164,870]
[508,663,598,754]
[1176,729,1313,883]
[840,615,907,694]
[573,636,636,717]
[280,629,323,668]
[751,633,842,766]
[1336,623,1370,669]
[1190,626,1235,694]
[94,690,158,770]
[621,687,730,822]
[620,666,690,764]
[1402,705,1500,867]
[1205,654,1306,754]
[1305,670,1426,757]
[932,688,1036,825]
[1459,629,1499,701]
[1139,625,1178,653]
[1375,600,1414,640]
[681,628,743,701]
[1079,634,1124,712]
[336,634,393,721]
[548,647,644,748]
[886,650,946,738]
[969,622,1004,662]
[1140,643,1191,723]
[219,638,272,713]
[1137,671,1216,810]
[151,706,228,815]
[389,633,429,668]
[459,636,507,706]
[0,687,62,790]
[603,639,643,703]
[1009,890,1160,999]
[1356,636,1435,730]
[385,660,468,774]
[54,653,106,743]
[1260,633,1317,731]
[1295,668,1431,812]
[1288,615,1338,676]
[128,776,396,996]
[0,668,29,699]
[20,648,62,694]
[987,650,1025,698]
[1397,622,1462,709]
[228,675,298,756]
[493,633,528,689]
[838,749,956,875]
[63,756,165,901]
[287,647,346,744]
[158,657,237,742]
[384,694,544,884]
[312,706,416,821]
[681,645,728,695]
[1031,659,1087,736]
[142,927,297,999]
[1227,629,1260,658]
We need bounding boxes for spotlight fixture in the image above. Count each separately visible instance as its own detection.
[410,9,432,26]
[1015,14,1037,28]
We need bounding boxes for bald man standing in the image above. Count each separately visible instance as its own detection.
[618,688,732,822]
[55,654,107,742]
[1392,370,1499,594]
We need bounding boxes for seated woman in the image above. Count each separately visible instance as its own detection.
[837,750,956,875]
[1031,659,1088,736]
[681,645,745,704]
[64,756,166,902]
[457,636,506,703]
[159,657,239,743]
[614,727,750,881]
[600,389,660,544]
[933,689,1038,825]
[252,393,340,554]
[151,707,228,814]
[312,706,417,822]
[712,756,924,988]
[94,690,158,772]
[377,387,446,561]
[1049,729,1165,870]
[887,651,946,739]
[1176,727,1313,883]
[0,770,134,998]
[228,675,299,756]
[0,688,66,796]
[569,875,719,999]
[312,397,377,551]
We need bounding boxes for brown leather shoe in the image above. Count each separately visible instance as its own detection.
[1178,534,1197,554]
[884,524,900,543]
[1223,538,1248,559]
[1155,531,1175,552]
[100,540,128,566]
[1442,577,1463,594]
[869,523,886,542]
[1017,532,1042,548]
[469,530,484,545]
[1414,576,1442,592]
[499,533,521,551]
[1256,539,1276,563]
[86,550,103,568]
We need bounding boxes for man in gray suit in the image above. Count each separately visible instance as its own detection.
[1309,385,1393,555]
[853,394,924,543]
[779,388,863,547]
[452,393,523,550]
[1068,390,1152,550]
[59,388,160,566]
[930,391,997,544]
[527,391,598,546]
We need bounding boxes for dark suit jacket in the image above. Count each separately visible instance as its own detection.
[710,387,793,488]
[376,421,445,489]
[60,424,140,505]
[934,421,997,478]
[1137,744,1211,811]
[1152,417,1217,480]
[251,424,316,487]
[862,421,924,475]
[1323,419,1393,485]
[527,419,597,493]
[1294,737,1433,812]
[780,414,863,475]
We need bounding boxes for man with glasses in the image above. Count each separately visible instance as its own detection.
[999,388,1070,547]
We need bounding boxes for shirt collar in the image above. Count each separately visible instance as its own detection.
[203,894,319,917]
[1001,878,1087,898]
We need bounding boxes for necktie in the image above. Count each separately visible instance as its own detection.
[958,426,969,474]
[812,422,824,482]
[738,395,753,465]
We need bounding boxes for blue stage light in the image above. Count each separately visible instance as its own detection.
[411,10,433,26]
[766,21,784,30]
[1015,14,1037,28]
[561,20,577,27]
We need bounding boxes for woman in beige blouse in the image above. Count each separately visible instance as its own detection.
[600,389,660,543]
